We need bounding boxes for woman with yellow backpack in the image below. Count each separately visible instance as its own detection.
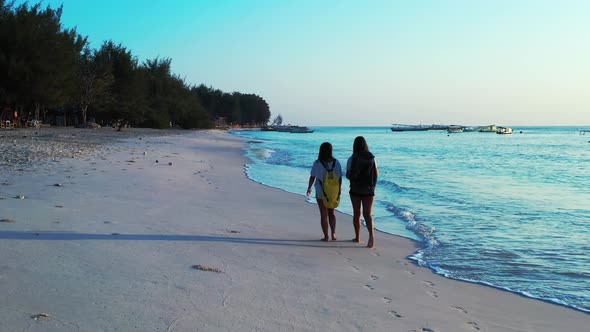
[306,142,343,241]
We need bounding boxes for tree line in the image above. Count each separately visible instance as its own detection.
[0,1,271,129]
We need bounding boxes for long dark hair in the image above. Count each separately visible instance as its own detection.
[353,136,369,154]
[318,142,334,162]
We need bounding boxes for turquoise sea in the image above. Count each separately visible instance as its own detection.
[232,126,590,313]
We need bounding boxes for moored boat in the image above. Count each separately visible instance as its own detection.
[447,125,464,133]
[478,125,497,132]
[496,126,513,135]
[391,124,430,132]
[286,126,314,133]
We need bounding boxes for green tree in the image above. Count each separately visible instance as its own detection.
[0,1,86,120]
[76,46,114,123]
[92,41,147,125]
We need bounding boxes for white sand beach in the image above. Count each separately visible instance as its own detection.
[0,128,588,331]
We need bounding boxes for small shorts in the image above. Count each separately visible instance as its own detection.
[349,191,375,198]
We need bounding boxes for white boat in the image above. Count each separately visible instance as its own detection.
[496,126,513,135]
[478,125,497,133]
[447,125,464,133]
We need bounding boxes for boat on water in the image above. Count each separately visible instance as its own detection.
[390,124,431,132]
[286,126,314,133]
[447,125,464,133]
[496,126,513,135]
[478,125,497,133]
[262,125,314,133]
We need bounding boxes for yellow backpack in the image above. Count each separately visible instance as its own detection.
[319,160,340,208]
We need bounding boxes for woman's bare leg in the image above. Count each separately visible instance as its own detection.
[328,208,337,240]
[361,196,375,248]
[317,199,329,241]
[350,194,362,243]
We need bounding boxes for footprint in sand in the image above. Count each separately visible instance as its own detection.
[383,297,392,303]
[451,306,468,314]
[404,269,416,275]
[346,257,352,262]
[364,284,375,291]
[388,310,403,318]
[467,321,481,330]
[427,290,439,298]
[351,265,360,272]
[371,251,381,257]
[422,280,435,287]
[370,275,379,280]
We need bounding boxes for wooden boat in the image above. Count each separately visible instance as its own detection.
[447,125,464,133]
[478,125,497,133]
[287,126,314,133]
[390,124,431,132]
[496,126,513,135]
[267,125,314,133]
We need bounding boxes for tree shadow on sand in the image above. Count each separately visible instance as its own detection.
[0,231,359,248]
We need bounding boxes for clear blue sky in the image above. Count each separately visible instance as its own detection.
[29,0,590,125]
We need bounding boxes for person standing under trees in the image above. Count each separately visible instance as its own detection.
[307,142,343,241]
[346,136,379,248]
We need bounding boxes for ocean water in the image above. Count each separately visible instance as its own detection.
[232,126,590,313]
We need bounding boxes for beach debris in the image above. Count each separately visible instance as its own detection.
[155,160,159,163]
[168,162,172,166]
[227,229,240,234]
[110,232,120,236]
[192,264,223,273]
[31,313,53,320]
[126,160,135,163]
[53,183,63,187]
[0,218,16,223]
[15,195,25,199]
[54,205,63,208]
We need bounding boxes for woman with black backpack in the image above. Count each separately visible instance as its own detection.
[346,136,379,248]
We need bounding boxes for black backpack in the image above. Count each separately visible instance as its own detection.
[349,152,376,194]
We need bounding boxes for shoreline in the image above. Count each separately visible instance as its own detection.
[235,127,590,316]
[249,175,590,315]
[0,128,588,331]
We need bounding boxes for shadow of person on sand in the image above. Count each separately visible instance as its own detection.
[0,231,360,248]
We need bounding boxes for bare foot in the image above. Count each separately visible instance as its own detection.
[367,237,374,248]
[352,237,360,243]
[332,233,337,241]
[321,237,329,242]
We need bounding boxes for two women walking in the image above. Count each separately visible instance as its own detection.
[306,136,379,248]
